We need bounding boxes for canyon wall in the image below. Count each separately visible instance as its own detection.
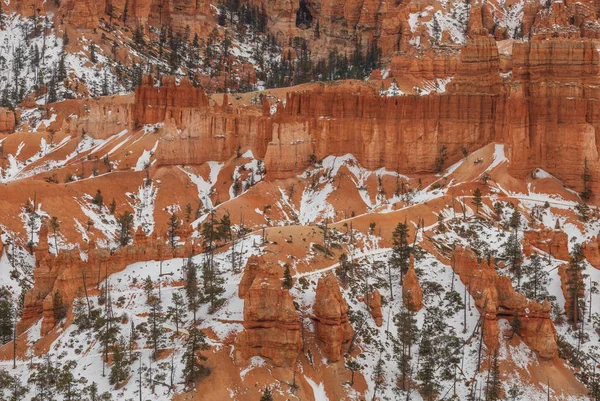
[125,36,600,200]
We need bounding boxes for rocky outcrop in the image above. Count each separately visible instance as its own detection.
[366,290,383,327]
[523,229,570,261]
[19,224,196,336]
[235,257,302,367]
[583,237,600,269]
[558,262,585,324]
[453,247,558,358]
[403,255,423,311]
[313,274,353,362]
[133,75,209,127]
[0,108,15,133]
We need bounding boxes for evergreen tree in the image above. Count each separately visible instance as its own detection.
[57,360,81,400]
[394,304,418,391]
[90,42,98,63]
[109,198,117,214]
[29,356,59,401]
[117,211,134,247]
[504,231,523,286]
[0,368,29,400]
[566,244,585,327]
[185,258,201,322]
[390,221,410,284]
[521,253,552,302]
[53,290,67,324]
[182,326,210,384]
[167,292,186,334]
[50,216,61,253]
[472,187,483,215]
[417,323,439,401]
[143,276,154,303]
[260,387,274,401]
[147,294,166,360]
[109,337,129,386]
[201,260,225,314]
[92,189,104,209]
[0,288,14,345]
[581,157,592,200]
[486,352,502,401]
[282,264,293,289]
[345,359,361,386]
[167,213,180,248]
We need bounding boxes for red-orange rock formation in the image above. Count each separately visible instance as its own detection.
[453,247,557,358]
[313,274,353,362]
[235,257,302,367]
[19,224,196,336]
[523,229,570,261]
[402,255,423,311]
[558,262,585,324]
[582,237,600,269]
[366,290,383,327]
[0,109,15,134]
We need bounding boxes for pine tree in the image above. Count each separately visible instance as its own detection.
[434,145,448,173]
[486,352,502,401]
[122,0,129,23]
[566,244,585,327]
[109,337,129,386]
[143,276,154,303]
[282,264,293,289]
[521,253,552,302]
[117,211,134,247]
[0,289,13,346]
[201,260,225,314]
[472,187,483,215]
[90,42,98,63]
[504,231,523,286]
[29,357,59,401]
[147,294,166,360]
[109,198,117,214]
[417,323,439,401]
[182,326,210,384]
[394,305,418,391]
[390,221,410,284]
[50,216,61,254]
[185,258,201,322]
[167,292,186,334]
[260,387,274,401]
[167,213,180,248]
[345,359,361,386]
[0,368,29,400]
[92,189,104,209]
[185,203,193,222]
[53,290,67,324]
[581,157,592,200]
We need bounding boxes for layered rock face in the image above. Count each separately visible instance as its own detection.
[505,39,600,197]
[313,274,353,362]
[19,225,196,336]
[133,76,272,167]
[453,247,558,359]
[235,256,303,367]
